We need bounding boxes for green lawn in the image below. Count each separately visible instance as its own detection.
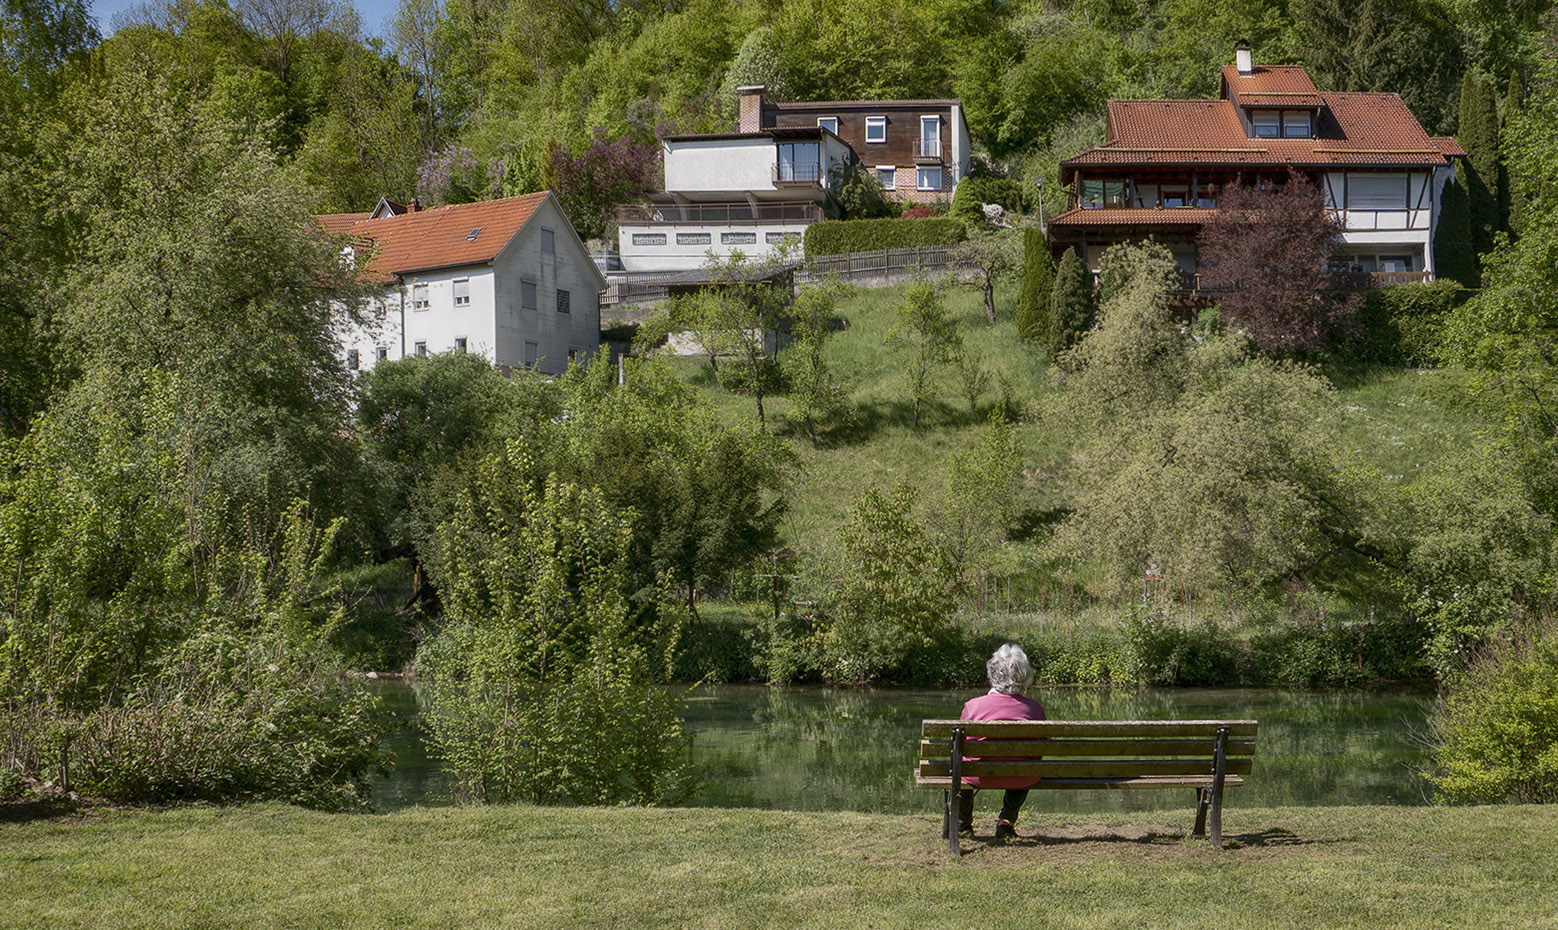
[3,802,1554,928]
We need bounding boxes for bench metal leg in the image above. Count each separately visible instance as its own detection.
[1209,726,1228,849]
[947,727,965,857]
[1193,787,1209,837]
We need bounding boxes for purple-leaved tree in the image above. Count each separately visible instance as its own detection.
[549,130,661,241]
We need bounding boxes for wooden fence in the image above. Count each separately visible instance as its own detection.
[796,245,967,286]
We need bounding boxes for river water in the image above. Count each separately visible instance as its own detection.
[367,681,1436,814]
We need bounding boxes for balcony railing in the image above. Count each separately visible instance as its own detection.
[1172,270,1434,293]
[774,162,825,184]
[914,139,943,161]
[615,202,825,227]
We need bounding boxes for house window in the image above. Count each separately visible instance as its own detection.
[556,289,571,313]
[919,115,941,158]
[865,116,887,143]
[677,232,712,245]
[722,232,757,244]
[542,228,555,254]
[1347,173,1408,210]
[1081,179,1126,208]
[524,341,539,368]
[1282,110,1312,138]
[776,142,821,182]
[817,116,839,134]
[347,349,360,371]
[568,346,581,362]
[632,233,667,246]
[376,346,388,361]
[453,278,470,306]
[454,336,467,353]
[521,279,538,309]
[917,166,942,191]
[412,283,429,310]
[414,341,427,357]
[766,232,799,245]
[1251,110,1280,138]
[1160,186,1188,208]
[876,166,896,189]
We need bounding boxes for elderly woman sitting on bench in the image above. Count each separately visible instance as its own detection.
[950,642,1046,839]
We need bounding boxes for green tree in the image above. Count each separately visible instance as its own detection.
[1433,168,1479,287]
[951,226,1021,325]
[1503,70,1526,235]
[666,253,789,425]
[936,410,1021,597]
[418,442,691,805]
[1014,228,1053,345]
[1458,71,1501,256]
[1048,246,1095,362]
[781,277,851,445]
[887,280,962,428]
[719,25,791,118]
[1096,238,1179,306]
[820,483,952,682]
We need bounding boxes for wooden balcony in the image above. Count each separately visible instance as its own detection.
[1176,270,1434,294]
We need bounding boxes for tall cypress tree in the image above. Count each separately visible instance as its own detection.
[1457,72,1500,256]
[1434,168,1478,287]
[1503,71,1525,236]
[1015,228,1054,344]
[1049,247,1096,362]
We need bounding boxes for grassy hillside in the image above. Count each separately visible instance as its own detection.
[663,281,1492,603]
[4,802,1555,929]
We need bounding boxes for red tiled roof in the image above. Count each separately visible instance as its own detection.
[1048,207,1215,228]
[1429,136,1468,157]
[1065,91,1448,176]
[1219,65,1322,107]
[314,192,552,282]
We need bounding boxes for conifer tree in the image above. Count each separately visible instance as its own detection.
[1503,71,1525,236]
[1014,228,1054,344]
[1049,247,1096,362]
[1458,73,1500,256]
[1434,168,1479,287]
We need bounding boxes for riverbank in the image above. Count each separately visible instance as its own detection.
[4,802,1553,928]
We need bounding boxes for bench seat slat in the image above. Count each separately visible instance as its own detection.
[916,773,1247,790]
[918,758,1254,779]
[921,720,1258,739]
[919,738,1257,758]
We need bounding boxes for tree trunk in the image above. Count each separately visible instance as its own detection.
[984,275,997,324]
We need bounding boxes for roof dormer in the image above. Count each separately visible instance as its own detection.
[1218,48,1326,139]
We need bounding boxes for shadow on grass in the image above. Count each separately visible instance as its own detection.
[0,796,89,824]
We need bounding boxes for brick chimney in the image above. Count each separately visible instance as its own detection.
[1235,41,1253,75]
[737,85,766,133]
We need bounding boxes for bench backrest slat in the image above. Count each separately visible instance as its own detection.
[921,719,1258,740]
[918,738,1256,758]
[919,758,1255,779]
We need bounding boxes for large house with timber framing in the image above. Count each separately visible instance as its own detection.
[1048,44,1465,286]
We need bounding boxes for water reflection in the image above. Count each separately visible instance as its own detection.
[367,680,1435,814]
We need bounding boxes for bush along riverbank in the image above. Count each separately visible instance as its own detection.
[675,601,1432,688]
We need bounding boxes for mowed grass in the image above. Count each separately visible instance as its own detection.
[4,802,1556,929]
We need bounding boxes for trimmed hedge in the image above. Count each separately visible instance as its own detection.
[803,217,966,257]
[1333,279,1468,365]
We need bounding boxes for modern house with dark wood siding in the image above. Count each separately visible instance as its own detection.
[1049,44,1465,285]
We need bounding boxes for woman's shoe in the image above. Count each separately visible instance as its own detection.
[994,819,1018,839]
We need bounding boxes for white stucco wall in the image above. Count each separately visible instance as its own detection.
[666,138,782,193]
[618,222,809,272]
[490,196,604,375]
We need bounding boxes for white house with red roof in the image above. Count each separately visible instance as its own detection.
[316,191,604,376]
[1049,44,1465,283]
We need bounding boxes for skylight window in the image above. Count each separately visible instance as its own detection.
[466,227,482,241]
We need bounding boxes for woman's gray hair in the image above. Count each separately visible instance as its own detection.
[986,642,1035,695]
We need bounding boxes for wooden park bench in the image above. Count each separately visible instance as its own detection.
[916,719,1258,856]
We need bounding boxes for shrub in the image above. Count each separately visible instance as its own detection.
[1332,280,1468,365]
[950,175,1032,223]
[1048,246,1095,360]
[1014,228,1054,344]
[1427,623,1558,804]
[1126,612,1246,686]
[803,217,965,257]
[900,203,941,219]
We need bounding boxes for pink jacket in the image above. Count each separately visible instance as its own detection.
[959,691,1046,789]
